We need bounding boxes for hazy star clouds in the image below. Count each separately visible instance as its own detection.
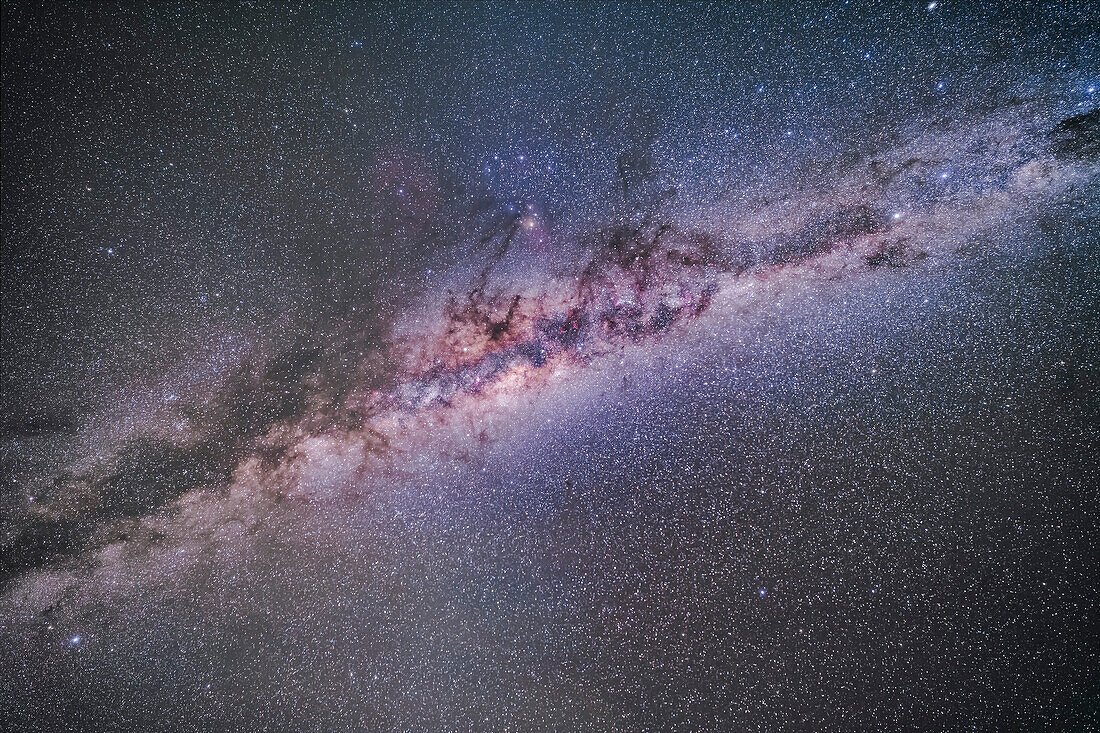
[2,3,1097,731]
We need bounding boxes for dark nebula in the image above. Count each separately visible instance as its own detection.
[2,3,1098,731]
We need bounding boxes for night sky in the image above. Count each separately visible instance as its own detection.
[2,2,1098,730]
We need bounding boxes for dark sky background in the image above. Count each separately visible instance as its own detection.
[2,2,1098,731]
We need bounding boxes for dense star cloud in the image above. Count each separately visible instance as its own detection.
[2,3,1098,731]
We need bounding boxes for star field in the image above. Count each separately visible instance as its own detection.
[1,3,1098,731]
